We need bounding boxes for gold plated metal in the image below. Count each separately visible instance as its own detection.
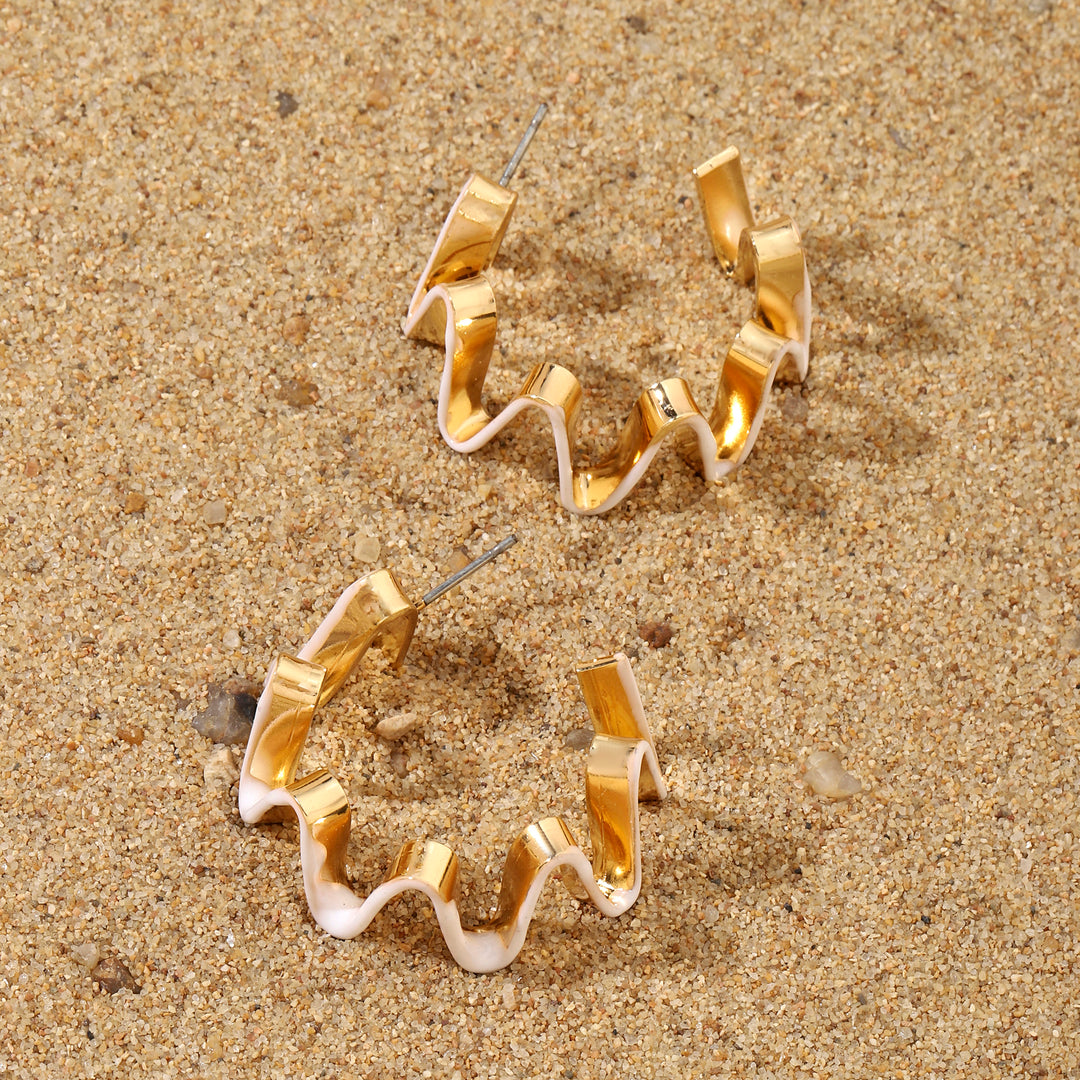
[238,539,667,972]
[405,122,811,515]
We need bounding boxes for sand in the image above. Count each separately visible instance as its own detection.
[1,1,1077,1076]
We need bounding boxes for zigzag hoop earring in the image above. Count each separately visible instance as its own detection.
[237,536,667,973]
[405,106,811,515]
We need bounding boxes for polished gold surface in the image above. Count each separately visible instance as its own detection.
[405,142,811,515]
[300,567,418,706]
[246,654,323,793]
[693,146,755,276]
[238,558,666,972]
[414,175,517,293]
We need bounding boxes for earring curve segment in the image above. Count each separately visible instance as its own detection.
[238,564,667,973]
[404,144,811,515]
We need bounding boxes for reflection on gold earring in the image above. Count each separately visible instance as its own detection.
[405,107,811,515]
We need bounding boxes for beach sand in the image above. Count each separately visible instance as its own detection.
[1,2,1077,1076]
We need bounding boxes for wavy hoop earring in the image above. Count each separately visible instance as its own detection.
[405,109,811,515]
[237,537,667,973]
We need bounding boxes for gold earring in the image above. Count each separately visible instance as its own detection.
[237,536,667,973]
[405,107,811,515]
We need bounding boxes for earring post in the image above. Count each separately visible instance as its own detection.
[416,534,518,610]
[500,103,549,187]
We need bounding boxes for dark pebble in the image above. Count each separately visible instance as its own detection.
[275,90,298,117]
[564,727,594,751]
[92,956,141,995]
[638,620,674,649]
[276,376,318,406]
[192,681,259,745]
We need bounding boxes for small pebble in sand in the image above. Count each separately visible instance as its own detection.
[277,375,318,406]
[781,393,809,423]
[222,628,241,649]
[117,724,145,746]
[803,750,862,800]
[72,942,101,969]
[564,728,594,751]
[366,68,395,110]
[353,535,381,563]
[275,90,298,117]
[202,499,227,526]
[124,491,147,514]
[446,545,471,574]
[638,620,674,649]
[91,956,141,995]
[282,314,310,345]
[389,749,409,778]
[192,681,258,744]
[203,745,239,789]
[375,711,419,741]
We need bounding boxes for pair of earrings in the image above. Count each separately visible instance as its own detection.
[404,105,812,515]
[237,108,812,970]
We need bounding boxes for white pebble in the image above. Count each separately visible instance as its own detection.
[72,942,101,969]
[202,499,227,525]
[353,535,381,563]
[203,746,239,789]
[375,711,419,741]
[803,750,862,800]
[222,628,241,649]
